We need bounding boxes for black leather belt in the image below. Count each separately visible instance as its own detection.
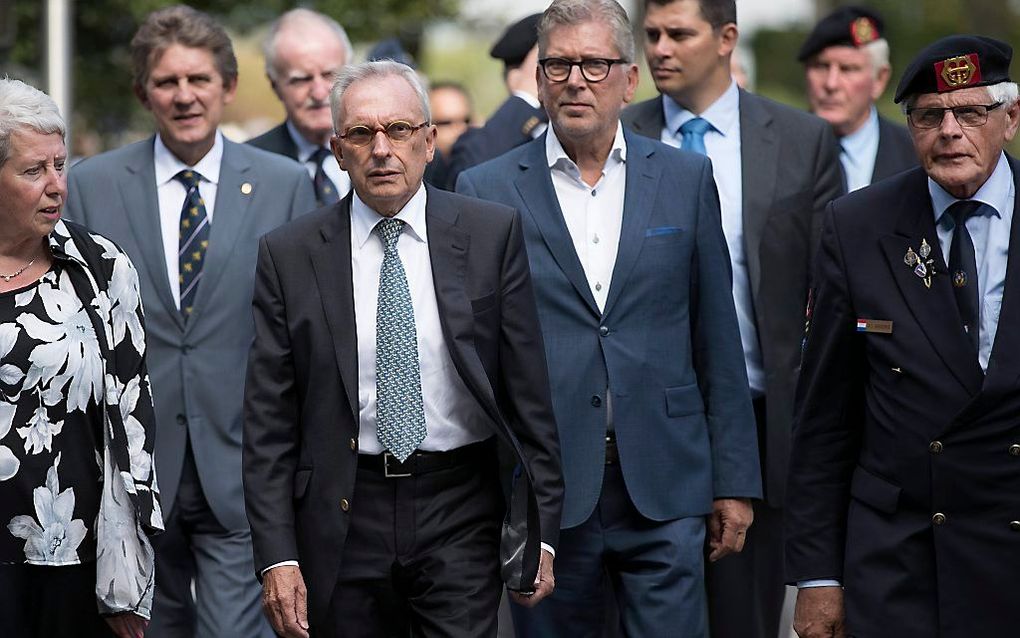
[605,432,619,465]
[358,439,492,478]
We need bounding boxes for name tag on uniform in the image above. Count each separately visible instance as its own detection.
[856,318,893,334]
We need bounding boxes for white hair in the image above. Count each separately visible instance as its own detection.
[900,80,1020,112]
[862,39,890,80]
[263,8,354,81]
[329,61,431,133]
[0,78,66,167]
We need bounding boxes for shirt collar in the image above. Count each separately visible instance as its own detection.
[929,152,1013,223]
[513,91,541,110]
[839,107,880,168]
[350,183,428,249]
[544,121,627,174]
[286,120,330,164]
[663,78,740,138]
[153,131,224,187]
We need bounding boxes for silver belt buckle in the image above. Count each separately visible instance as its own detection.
[383,452,412,478]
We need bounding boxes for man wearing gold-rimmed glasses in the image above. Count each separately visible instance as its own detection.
[242,60,563,638]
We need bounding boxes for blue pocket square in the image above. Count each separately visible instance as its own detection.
[645,226,684,237]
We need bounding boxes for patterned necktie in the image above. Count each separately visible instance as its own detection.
[176,170,210,319]
[374,218,426,461]
[679,117,713,155]
[310,147,341,206]
[947,200,982,351]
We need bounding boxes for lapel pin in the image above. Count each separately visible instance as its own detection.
[241,182,253,195]
[904,247,919,266]
[919,238,931,259]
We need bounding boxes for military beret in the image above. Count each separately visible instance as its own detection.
[798,6,884,62]
[894,35,1012,103]
[490,13,541,68]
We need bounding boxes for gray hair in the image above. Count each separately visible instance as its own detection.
[538,0,635,63]
[862,39,890,80]
[900,80,1020,112]
[0,78,66,167]
[263,8,354,81]
[329,61,431,132]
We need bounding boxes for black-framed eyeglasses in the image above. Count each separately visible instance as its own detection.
[538,57,627,83]
[338,120,430,147]
[906,103,1003,129]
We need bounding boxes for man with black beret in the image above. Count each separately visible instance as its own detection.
[800,6,916,190]
[786,34,1020,638]
[444,13,547,187]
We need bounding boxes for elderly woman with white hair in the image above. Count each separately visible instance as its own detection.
[0,78,162,638]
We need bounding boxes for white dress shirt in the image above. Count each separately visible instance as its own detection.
[153,132,223,309]
[661,80,765,396]
[350,185,491,454]
[546,123,627,312]
[286,120,351,197]
[840,107,880,192]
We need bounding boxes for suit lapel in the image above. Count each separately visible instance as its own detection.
[117,137,183,331]
[739,91,779,300]
[310,197,359,425]
[602,132,658,316]
[186,140,252,330]
[877,171,984,395]
[624,98,665,139]
[513,139,600,316]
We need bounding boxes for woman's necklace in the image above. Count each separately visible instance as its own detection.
[0,258,36,282]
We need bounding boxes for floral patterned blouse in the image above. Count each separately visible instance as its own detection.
[0,220,163,617]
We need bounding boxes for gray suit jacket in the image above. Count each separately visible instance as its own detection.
[65,137,316,530]
[622,91,844,506]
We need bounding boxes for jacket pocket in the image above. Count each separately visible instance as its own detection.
[293,468,312,500]
[665,383,705,417]
[471,291,497,314]
[850,465,900,514]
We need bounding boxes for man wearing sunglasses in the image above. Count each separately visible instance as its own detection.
[458,1,760,635]
[242,60,563,638]
[787,35,1020,638]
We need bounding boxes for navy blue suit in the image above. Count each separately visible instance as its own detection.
[458,130,761,636]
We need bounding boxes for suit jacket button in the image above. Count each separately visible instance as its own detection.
[1009,444,1020,457]
[591,395,602,407]
[932,512,946,526]
[349,438,357,451]
[1010,521,1020,532]
[599,326,609,336]
[340,498,350,512]
[176,414,187,426]
[929,441,943,454]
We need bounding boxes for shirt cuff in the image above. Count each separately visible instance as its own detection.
[540,543,555,558]
[797,579,841,588]
[262,560,299,576]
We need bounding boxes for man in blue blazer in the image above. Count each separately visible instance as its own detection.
[65,7,315,637]
[458,1,761,635]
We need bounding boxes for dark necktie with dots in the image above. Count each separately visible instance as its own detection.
[310,147,341,207]
[176,169,210,320]
[946,199,982,351]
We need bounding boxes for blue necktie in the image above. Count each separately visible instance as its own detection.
[679,117,713,155]
[175,170,210,319]
[947,200,982,351]
[310,147,341,207]
[374,219,426,461]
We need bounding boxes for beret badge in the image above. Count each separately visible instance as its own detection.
[850,17,878,47]
[935,54,982,92]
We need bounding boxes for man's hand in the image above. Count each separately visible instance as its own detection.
[262,565,310,638]
[707,497,754,562]
[105,612,148,638]
[510,548,555,608]
[793,586,845,638]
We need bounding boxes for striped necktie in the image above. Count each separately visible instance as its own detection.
[176,170,210,319]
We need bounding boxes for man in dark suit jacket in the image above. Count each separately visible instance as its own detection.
[248,8,353,205]
[64,7,316,638]
[621,1,843,637]
[787,35,1020,638]
[459,2,760,635]
[799,6,916,191]
[443,13,547,188]
[243,60,563,638]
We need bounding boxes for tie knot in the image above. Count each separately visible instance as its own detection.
[310,147,332,165]
[947,200,984,227]
[175,169,203,190]
[376,218,406,250]
[679,117,712,137]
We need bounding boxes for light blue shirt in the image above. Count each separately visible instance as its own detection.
[661,80,765,396]
[839,107,880,192]
[929,152,1014,371]
[285,119,351,197]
